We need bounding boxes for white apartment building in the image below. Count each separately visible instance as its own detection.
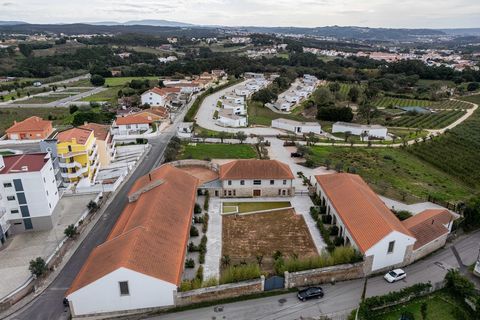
[332,122,388,140]
[0,153,59,239]
[140,87,181,107]
[272,118,322,135]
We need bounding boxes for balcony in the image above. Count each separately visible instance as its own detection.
[58,150,87,158]
[61,167,89,179]
[58,161,83,169]
[89,146,98,161]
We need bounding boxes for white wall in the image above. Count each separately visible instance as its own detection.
[112,123,151,136]
[272,120,321,135]
[365,231,415,271]
[68,267,177,316]
[141,92,166,107]
[222,179,293,189]
[332,123,388,139]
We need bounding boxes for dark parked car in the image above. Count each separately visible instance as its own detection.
[297,287,324,301]
[291,152,304,158]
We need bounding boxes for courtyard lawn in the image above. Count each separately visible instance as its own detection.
[222,202,291,214]
[222,209,318,274]
[179,143,258,160]
[372,291,472,320]
[248,101,308,126]
[306,146,474,203]
[0,107,70,135]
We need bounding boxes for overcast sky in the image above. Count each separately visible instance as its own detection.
[1,0,479,28]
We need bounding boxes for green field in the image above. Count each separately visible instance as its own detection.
[306,146,474,203]
[67,79,93,87]
[222,202,291,214]
[180,143,258,160]
[374,97,473,110]
[248,101,308,126]
[386,110,466,129]
[104,77,159,87]
[82,87,120,103]
[0,108,69,134]
[408,95,480,189]
[19,94,74,104]
[372,292,471,320]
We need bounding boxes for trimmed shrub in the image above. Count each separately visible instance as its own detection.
[220,264,261,284]
[330,225,339,236]
[185,258,195,268]
[194,203,202,214]
[190,225,199,237]
[322,215,332,224]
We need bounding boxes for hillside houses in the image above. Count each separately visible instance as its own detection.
[271,75,321,112]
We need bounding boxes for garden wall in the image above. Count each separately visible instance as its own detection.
[169,159,220,172]
[176,277,264,306]
[284,263,364,288]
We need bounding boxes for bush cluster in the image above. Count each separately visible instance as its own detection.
[198,235,208,264]
[219,264,262,284]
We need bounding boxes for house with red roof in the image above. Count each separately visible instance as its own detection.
[314,173,457,273]
[66,165,198,317]
[5,116,53,140]
[140,87,181,107]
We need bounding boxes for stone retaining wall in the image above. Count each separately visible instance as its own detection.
[284,263,364,288]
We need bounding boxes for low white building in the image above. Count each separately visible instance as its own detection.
[112,115,153,136]
[272,118,322,135]
[273,100,293,112]
[332,122,388,140]
[234,86,250,97]
[315,173,416,273]
[66,165,199,318]
[222,99,246,115]
[177,122,194,139]
[0,153,59,238]
[217,109,247,128]
[285,94,301,104]
[141,87,181,107]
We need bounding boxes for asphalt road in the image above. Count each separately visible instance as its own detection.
[144,231,480,320]
[5,104,190,320]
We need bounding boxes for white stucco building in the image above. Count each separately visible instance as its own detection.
[272,118,322,135]
[217,109,247,127]
[332,122,388,140]
[0,153,59,239]
[66,165,199,318]
[141,87,181,107]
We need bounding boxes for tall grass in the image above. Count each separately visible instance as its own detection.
[220,264,262,284]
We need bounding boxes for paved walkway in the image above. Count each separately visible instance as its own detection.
[0,194,96,301]
[203,197,222,280]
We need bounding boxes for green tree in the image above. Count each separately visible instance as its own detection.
[90,74,106,87]
[348,86,361,103]
[29,257,47,277]
[329,82,341,93]
[64,224,78,238]
[236,131,247,144]
[218,131,228,143]
[358,102,378,124]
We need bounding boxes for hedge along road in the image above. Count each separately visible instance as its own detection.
[195,83,479,145]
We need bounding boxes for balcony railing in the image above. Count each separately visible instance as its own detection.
[61,167,89,179]
[58,161,83,169]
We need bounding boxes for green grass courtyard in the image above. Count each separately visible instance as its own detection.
[222,202,291,214]
[179,143,258,160]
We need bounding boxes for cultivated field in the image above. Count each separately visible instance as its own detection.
[222,209,317,274]
[373,97,473,110]
[386,110,466,129]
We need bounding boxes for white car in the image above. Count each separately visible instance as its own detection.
[384,269,406,283]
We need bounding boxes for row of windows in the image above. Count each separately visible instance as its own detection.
[228,179,288,186]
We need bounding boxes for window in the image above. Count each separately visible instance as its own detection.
[119,281,130,296]
[10,209,19,214]
[387,241,395,254]
[24,218,33,230]
[253,180,261,185]
[228,180,232,186]
[20,206,30,218]
[283,180,287,185]
[3,183,12,188]
[17,193,27,205]
[240,180,245,186]
[7,196,15,201]
[270,180,274,185]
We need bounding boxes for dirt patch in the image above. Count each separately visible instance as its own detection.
[222,208,317,274]
[178,165,219,184]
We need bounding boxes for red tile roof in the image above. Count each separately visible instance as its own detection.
[315,173,413,253]
[0,153,49,174]
[6,116,52,134]
[79,123,110,141]
[148,87,181,96]
[219,160,294,180]
[57,127,93,145]
[67,165,199,295]
[403,209,456,250]
[115,114,154,125]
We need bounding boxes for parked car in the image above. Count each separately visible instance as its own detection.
[297,286,324,301]
[384,269,406,283]
[290,152,304,158]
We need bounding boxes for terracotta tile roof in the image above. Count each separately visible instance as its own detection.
[149,87,181,96]
[67,165,199,295]
[6,116,52,133]
[403,209,456,250]
[0,153,49,174]
[219,160,294,180]
[79,123,110,141]
[115,114,154,125]
[315,173,413,253]
[57,127,93,145]
[139,107,169,119]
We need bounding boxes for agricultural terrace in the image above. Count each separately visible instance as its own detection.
[222,209,317,274]
[408,95,480,190]
[373,97,473,110]
[386,110,466,129]
[306,146,474,203]
[179,143,258,160]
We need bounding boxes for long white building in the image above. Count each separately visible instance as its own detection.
[0,153,59,242]
[332,122,388,140]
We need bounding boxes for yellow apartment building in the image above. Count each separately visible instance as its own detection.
[56,128,99,184]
